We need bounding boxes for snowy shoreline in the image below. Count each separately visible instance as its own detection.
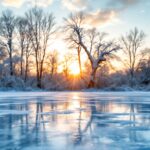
[0,86,149,92]
[0,90,150,98]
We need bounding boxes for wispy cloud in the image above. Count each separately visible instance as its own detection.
[1,0,53,8]
[1,0,25,7]
[0,0,144,28]
[108,0,140,9]
[85,9,118,27]
[62,0,119,27]
[30,0,53,7]
[86,0,141,27]
[62,0,89,11]
[115,0,139,5]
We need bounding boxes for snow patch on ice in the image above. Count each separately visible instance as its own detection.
[99,137,114,144]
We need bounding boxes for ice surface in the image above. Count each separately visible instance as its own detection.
[0,91,150,150]
[0,110,30,115]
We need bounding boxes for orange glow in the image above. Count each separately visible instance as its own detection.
[70,62,80,75]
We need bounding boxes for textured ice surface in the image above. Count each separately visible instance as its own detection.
[0,92,150,150]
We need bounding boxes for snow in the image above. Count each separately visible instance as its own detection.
[0,91,150,150]
[0,91,150,98]
[99,137,114,144]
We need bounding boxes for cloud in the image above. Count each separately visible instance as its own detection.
[88,0,141,27]
[62,0,89,11]
[1,0,25,7]
[1,0,53,8]
[30,0,53,7]
[84,10,118,27]
[108,0,140,8]
[62,0,140,27]
[115,0,139,5]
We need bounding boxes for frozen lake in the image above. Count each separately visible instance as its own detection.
[0,92,150,150]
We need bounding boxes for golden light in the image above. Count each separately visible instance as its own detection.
[70,62,80,75]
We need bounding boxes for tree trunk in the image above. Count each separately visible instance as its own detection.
[129,69,135,87]
[24,57,28,83]
[10,53,13,76]
[50,65,54,80]
[77,46,82,77]
[38,61,44,89]
[20,45,24,76]
[36,68,41,88]
[36,62,41,88]
[37,77,42,88]
[88,67,97,88]
[35,50,41,88]
[8,39,13,76]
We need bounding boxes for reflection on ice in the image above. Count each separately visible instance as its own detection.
[0,92,150,150]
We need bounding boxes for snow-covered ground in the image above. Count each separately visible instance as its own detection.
[0,92,150,150]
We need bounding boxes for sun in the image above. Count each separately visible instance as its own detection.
[70,63,80,75]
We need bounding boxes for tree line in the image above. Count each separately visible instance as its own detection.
[0,8,149,90]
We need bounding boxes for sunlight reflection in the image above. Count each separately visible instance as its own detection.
[0,93,150,150]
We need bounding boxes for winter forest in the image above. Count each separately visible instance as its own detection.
[0,7,150,91]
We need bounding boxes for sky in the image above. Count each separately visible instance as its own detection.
[0,0,150,45]
[0,0,150,67]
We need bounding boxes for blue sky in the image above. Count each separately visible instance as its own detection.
[0,0,150,46]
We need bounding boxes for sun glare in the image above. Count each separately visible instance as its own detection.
[70,63,80,75]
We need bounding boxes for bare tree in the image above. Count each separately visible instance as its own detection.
[121,27,145,86]
[24,38,33,82]
[16,17,28,77]
[62,53,73,79]
[0,47,7,62]
[16,17,33,82]
[46,50,58,79]
[0,10,16,76]
[65,13,120,88]
[25,8,55,88]
[77,45,82,77]
[0,47,7,77]
[137,48,150,85]
[66,39,83,78]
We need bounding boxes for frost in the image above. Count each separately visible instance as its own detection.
[0,110,30,115]
[37,110,74,115]
[0,92,150,150]
[99,137,114,144]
